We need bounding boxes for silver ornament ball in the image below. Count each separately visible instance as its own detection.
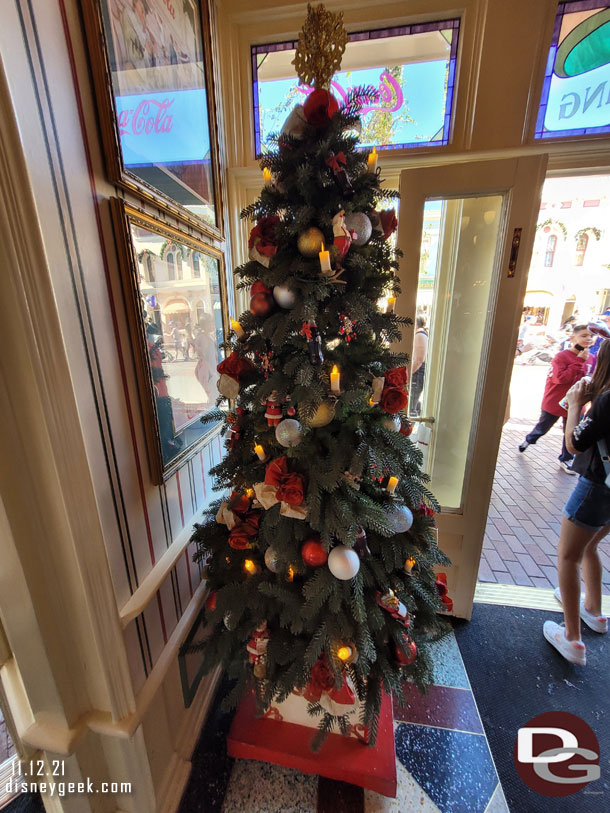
[345,212,372,246]
[264,547,280,572]
[275,418,304,448]
[387,504,414,533]
[327,545,360,580]
[224,611,238,630]
[381,414,401,432]
[273,284,297,309]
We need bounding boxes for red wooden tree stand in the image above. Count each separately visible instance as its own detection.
[226,691,397,797]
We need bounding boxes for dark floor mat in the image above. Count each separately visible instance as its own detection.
[178,678,236,812]
[453,604,609,812]
[1,793,44,813]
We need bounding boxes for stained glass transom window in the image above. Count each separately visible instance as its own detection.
[251,19,460,155]
[535,1,610,139]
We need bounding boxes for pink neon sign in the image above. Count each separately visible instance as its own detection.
[296,71,404,116]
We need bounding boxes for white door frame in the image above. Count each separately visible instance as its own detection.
[397,155,548,618]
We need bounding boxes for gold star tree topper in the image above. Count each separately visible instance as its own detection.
[292,4,349,89]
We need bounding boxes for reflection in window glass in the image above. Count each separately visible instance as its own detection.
[252,19,460,154]
[535,2,610,139]
[412,196,504,509]
[101,0,217,226]
[544,234,558,267]
[131,224,224,466]
[575,231,589,264]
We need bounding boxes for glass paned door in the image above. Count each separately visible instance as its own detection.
[397,157,548,617]
[411,195,505,509]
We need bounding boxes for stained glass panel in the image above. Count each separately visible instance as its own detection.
[252,20,460,154]
[535,1,610,139]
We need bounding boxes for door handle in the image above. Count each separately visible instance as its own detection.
[508,227,522,277]
[408,416,435,425]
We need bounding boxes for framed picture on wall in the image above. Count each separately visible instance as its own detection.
[83,0,223,237]
[110,198,227,484]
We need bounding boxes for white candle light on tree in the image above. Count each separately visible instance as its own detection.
[254,443,267,462]
[386,296,396,313]
[386,476,399,495]
[367,147,378,173]
[262,167,272,186]
[330,364,341,394]
[319,242,332,275]
[230,317,245,339]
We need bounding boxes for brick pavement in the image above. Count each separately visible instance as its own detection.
[477,417,610,595]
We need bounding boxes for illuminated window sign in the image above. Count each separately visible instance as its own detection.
[116,89,211,166]
[536,2,610,139]
[98,0,218,227]
[251,20,460,154]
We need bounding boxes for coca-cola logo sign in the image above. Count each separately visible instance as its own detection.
[118,98,174,137]
[115,89,210,165]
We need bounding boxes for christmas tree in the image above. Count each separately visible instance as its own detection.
[188,3,451,747]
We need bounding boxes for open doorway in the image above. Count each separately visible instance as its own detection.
[477,174,610,594]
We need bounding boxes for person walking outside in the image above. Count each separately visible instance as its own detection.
[544,338,610,665]
[518,325,594,473]
[410,317,428,416]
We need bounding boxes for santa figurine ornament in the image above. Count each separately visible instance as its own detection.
[376,590,410,627]
[265,394,283,426]
[247,621,271,679]
[332,210,355,267]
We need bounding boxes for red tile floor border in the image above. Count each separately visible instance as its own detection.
[478,418,610,595]
[394,683,484,734]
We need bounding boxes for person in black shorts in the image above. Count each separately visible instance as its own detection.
[544,339,610,665]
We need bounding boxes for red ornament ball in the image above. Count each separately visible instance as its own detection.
[395,638,417,665]
[303,89,339,128]
[250,281,274,318]
[205,590,217,612]
[400,420,414,437]
[250,292,274,318]
[301,537,328,567]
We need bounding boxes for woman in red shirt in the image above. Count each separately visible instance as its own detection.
[519,325,593,473]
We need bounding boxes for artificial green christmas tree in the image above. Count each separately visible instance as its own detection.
[188,3,451,749]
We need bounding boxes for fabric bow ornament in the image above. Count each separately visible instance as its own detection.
[227,510,261,550]
[379,208,398,240]
[325,151,347,173]
[303,657,356,716]
[379,366,409,414]
[248,216,281,267]
[435,573,454,612]
[216,490,252,530]
[253,456,307,520]
[217,352,255,400]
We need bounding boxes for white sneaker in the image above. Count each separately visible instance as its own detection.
[543,620,586,665]
[554,586,608,633]
[558,461,577,475]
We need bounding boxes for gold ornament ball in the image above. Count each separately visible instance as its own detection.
[253,661,267,679]
[303,400,335,428]
[297,227,325,257]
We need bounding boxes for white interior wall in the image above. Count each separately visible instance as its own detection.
[0,1,609,811]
